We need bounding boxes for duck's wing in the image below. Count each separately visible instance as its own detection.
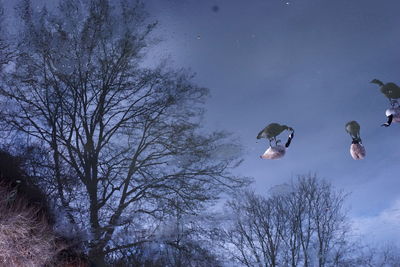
[257,123,284,139]
[383,83,400,99]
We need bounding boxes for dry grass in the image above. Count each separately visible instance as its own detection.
[0,184,91,267]
[0,150,91,267]
[0,183,59,266]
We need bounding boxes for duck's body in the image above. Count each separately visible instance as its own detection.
[350,143,366,160]
[386,107,400,122]
[371,79,400,100]
[260,145,286,159]
[257,123,294,146]
[380,82,400,99]
[382,106,400,127]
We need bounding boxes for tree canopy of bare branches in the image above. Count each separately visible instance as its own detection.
[224,175,352,267]
[0,2,13,67]
[0,0,248,264]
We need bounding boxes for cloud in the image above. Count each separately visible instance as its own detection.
[352,198,400,245]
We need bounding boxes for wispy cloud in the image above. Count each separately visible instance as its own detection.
[352,198,400,245]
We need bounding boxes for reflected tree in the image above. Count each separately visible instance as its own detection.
[224,175,351,267]
[0,0,247,264]
[0,2,12,67]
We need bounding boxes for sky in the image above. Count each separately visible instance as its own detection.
[2,0,400,246]
[142,0,400,245]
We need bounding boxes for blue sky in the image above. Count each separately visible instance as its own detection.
[144,0,400,245]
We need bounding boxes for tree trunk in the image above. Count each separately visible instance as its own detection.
[89,247,107,267]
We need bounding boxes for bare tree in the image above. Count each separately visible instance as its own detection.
[376,243,400,267]
[0,0,247,264]
[306,177,349,266]
[128,206,223,267]
[224,175,351,267]
[225,191,285,267]
[156,210,221,267]
[0,2,13,67]
[340,243,400,267]
[273,188,302,267]
[109,200,224,266]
